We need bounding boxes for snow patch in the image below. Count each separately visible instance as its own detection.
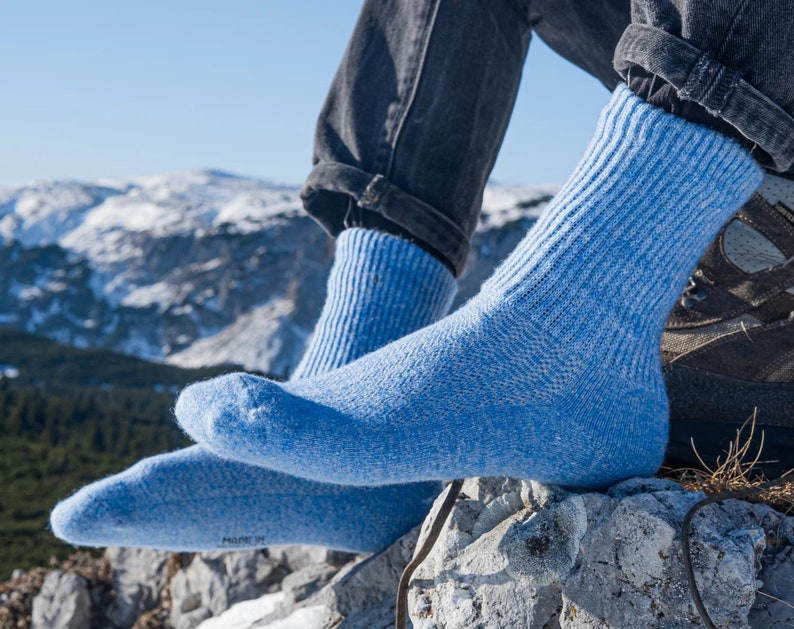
[0,365,20,379]
[122,281,185,311]
[0,180,122,247]
[196,592,328,629]
[196,592,284,629]
[167,298,307,377]
[480,183,557,229]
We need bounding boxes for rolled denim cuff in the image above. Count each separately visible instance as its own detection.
[301,162,471,277]
[615,24,794,172]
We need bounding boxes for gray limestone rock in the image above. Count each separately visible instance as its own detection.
[319,527,419,628]
[407,477,794,629]
[278,562,340,607]
[31,570,91,629]
[221,551,283,607]
[206,529,419,628]
[87,476,790,629]
[409,478,563,629]
[179,606,214,629]
[749,543,794,627]
[170,550,279,628]
[267,546,356,573]
[104,547,171,628]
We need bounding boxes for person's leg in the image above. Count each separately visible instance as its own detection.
[50,230,455,552]
[175,85,760,486]
[530,0,630,91]
[615,0,794,174]
[301,0,533,277]
[529,0,794,474]
[175,0,794,487]
[50,0,535,551]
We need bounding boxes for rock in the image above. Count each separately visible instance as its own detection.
[104,547,171,628]
[279,563,339,607]
[170,550,280,628]
[31,570,91,629]
[317,529,418,628]
[204,530,418,628]
[749,545,794,627]
[179,606,214,629]
[410,478,560,629]
[221,551,283,608]
[407,477,794,629]
[268,546,357,572]
[170,559,227,629]
[26,479,791,629]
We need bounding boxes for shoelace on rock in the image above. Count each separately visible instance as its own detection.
[395,479,463,629]
[682,472,794,629]
[395,474,794,629]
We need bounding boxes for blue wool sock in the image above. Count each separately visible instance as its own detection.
[50,229,456,552]
[175,86,762,489]
[292,228,458,377]
[49,445,443,552]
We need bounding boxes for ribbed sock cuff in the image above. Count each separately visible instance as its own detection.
[292,228,457,379]
[485,85,762,342]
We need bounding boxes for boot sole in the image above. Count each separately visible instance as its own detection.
[663,363,794,477]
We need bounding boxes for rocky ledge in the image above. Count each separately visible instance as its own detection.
[407,477,794,628]
[8,477,794,628]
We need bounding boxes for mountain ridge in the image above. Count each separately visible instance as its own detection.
[0,170,555,375]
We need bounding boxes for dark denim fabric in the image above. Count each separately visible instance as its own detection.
[616,0,794,174]
[302,0,534,275]
[301,0,794,275]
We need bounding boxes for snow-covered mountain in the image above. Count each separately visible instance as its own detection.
[0,170,554,376]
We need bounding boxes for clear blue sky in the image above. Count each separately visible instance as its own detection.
[0,1,611,188]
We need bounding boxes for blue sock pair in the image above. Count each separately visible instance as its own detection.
[175,86,762,489]
[50,229,457,552]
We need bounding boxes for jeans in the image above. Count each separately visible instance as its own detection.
[301,0,794,276]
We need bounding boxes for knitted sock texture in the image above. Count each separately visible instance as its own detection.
[292,227,458,378]
[50,229,456,552]
[175,86,762,489]
[49,445,442,552]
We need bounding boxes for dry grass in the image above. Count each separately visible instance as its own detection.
[662,411,794,514]
[0,552,111,629]
[0,566,49,629]
[663,412,794,618]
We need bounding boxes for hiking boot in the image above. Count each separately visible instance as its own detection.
[662,175,794,478]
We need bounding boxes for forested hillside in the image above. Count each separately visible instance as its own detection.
[0,328,244,576]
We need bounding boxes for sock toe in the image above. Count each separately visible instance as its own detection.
[50,445,443,552]
[176,372,313,467]
[175,373,263,455]
[50,478,137,547]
